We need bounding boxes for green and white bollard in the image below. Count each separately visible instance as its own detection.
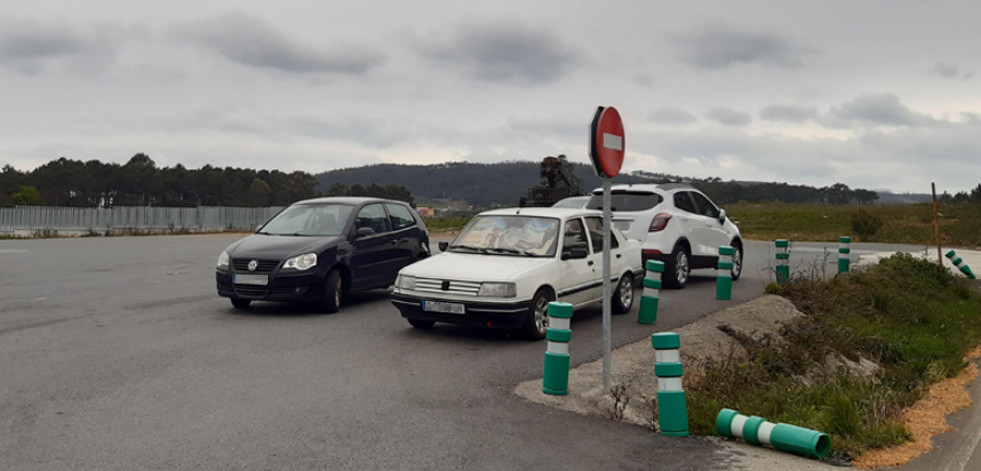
[638,260,664,325]
[946,250,977,279]
[542,302,574,395]
[838,236,851,273]
[716,246,735,300]
[652,332,688,437]
[716,408,831,459]
[775,239,790,284]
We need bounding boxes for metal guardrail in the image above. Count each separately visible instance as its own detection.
[0,206,284,234]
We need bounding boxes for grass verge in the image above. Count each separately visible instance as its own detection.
[685,253,981,460]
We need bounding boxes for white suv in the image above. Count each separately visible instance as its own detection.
[585,183,742,288]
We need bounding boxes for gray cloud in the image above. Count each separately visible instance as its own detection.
[825,93,936,127]
[417,22,581,84]
[174,14,384,74]
[670,24,816,70]
[649,108,698,125]
[759,104,819,123]
[931,62,973,80]
[705,107,751,126]
[0,19,108,73]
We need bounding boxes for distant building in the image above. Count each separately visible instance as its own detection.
[416,207,435,217]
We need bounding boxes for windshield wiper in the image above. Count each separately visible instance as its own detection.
[448,244,489,254]
[486,247,536,256]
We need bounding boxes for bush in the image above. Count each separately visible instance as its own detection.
[851,210,884,241]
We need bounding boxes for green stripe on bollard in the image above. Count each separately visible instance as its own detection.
[743,416,766,445]
[770,423,831,459]
[638,296,659,325]
[839,236,851,244]
[657,390,690,437]
[775,239,789,248]
[643,278,663,289]
[715,408,739,437]
[646,260,666,273]
[952,256,964,265]
[651,332,681,350]
[545,328,572,343]
[654,362,684,377]
[719,246,735,256]
[838,247,851,254]
[716,276,733,300]
[546,302,573,318]
[717,261,734,270]
[775,252,790,260]
[946,249,956,258]
[542,352,570,395]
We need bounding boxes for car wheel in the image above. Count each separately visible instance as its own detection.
[731,241,743,281]
[231,298,251,309]
[407,319,435,329]
[319,269,342,313]
[523,288,555,340]
[612,273,634,314]
[664,244,691,289]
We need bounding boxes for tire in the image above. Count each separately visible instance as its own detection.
[730,241,743,281]
[319,269,342,313]
[612,273,634,314]
[407,319,435,329]
[664,244,691,289]
[523,288,555,340]
[231,298,251,309]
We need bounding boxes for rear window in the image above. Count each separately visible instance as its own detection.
[585,191,663,212]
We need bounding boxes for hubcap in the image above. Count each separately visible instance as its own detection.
[534,296,549,333]
[619,277,633,307]
[732,248,742,277]
[677,252,689,283]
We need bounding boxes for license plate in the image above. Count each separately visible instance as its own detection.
[234,274,268,286]
[423,301,465,314]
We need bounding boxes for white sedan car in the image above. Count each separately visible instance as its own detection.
[390,207,644,339]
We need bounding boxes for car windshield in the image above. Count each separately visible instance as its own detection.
[258,203,354,236]
[449,215,559,257]
[585,191,663,211]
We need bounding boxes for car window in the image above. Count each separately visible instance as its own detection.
[259,203,352,236]
[689,192,720,218]
[673,192,697,214]
[355,204,392,235]
[586,191,662,211]
[451,215,559,257]
[584,216,618,252]
[386,203,417,230]
[563,218,589,253]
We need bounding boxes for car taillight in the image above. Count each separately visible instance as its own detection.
[649,213,671,232]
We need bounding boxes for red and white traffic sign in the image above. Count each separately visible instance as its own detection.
[589,106,625,178]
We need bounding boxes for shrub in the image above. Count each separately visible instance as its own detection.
[851,210,884,241]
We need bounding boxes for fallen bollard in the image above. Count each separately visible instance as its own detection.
[945,249,976,279]
[716,408,831,459]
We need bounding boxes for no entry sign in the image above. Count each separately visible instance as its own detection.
[589,106,624,178]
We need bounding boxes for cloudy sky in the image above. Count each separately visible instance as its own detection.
[2,1,979,193]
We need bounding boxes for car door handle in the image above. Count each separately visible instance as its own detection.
[616,254,621,259]
[587,261,594,266]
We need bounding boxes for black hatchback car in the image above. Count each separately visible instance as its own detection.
[216,197,430,312]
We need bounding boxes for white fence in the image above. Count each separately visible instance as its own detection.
[0,206,284,235]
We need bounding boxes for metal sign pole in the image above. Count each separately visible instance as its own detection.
[602,177,612,392]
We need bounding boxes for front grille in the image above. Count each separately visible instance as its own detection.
[232,259,280,273]
[415,278,480,297]
[234,285,268,297]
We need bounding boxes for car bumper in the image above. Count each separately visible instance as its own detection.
[216,271,325,302]
[390,293,533,330]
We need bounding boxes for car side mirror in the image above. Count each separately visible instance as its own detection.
[356,227,376,238]
[438,241,449,252]
[718,209,727,224]
[561,247,589,260]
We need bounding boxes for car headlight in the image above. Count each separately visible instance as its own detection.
[395,274,417,290]
[217,250,230,269]
[283,253,317,271]
[479,282,516,298]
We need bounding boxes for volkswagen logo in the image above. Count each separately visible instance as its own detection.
[247,260,258,272]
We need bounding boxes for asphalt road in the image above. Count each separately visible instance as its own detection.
[0,235,968,470]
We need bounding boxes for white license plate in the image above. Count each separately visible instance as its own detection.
[234,274,268,286]
[423,301,465,314]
